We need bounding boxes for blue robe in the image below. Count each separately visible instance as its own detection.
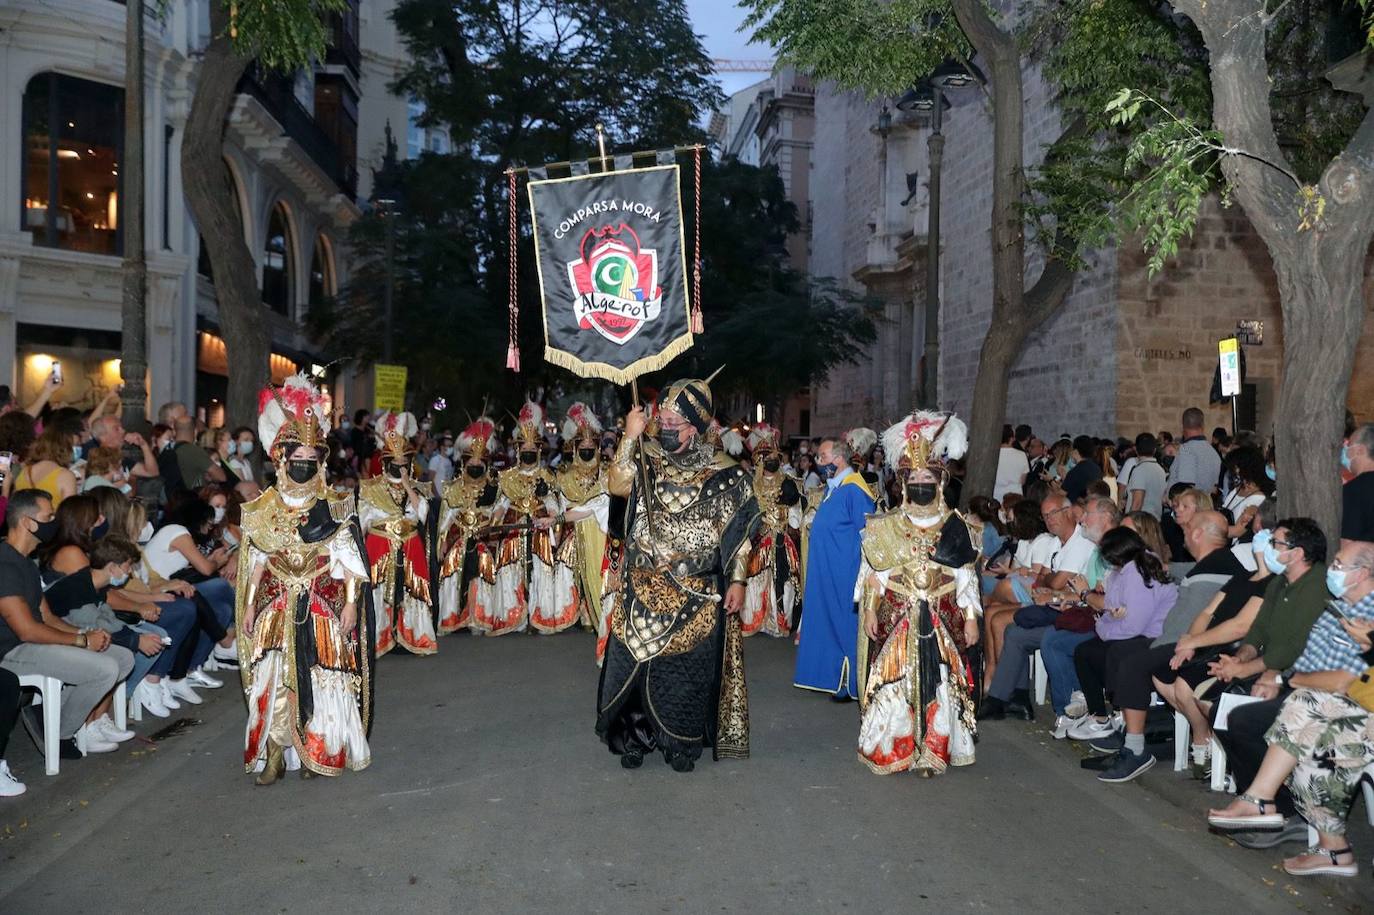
[794,472,874,697]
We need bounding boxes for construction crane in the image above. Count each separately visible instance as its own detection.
[712,58,776,72]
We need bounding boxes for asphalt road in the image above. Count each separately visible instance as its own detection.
[1,632,1369,913]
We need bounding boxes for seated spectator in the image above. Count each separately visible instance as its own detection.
[979,495,1115,719]
[1095,442,1119,503]
[1219,446,1272,542]
[1044,439,1073,483]
[1121,433,1167,518]
[1204,538,1374,873]
[968,496,1006,560]
[87,414,158,483]
[172,417,225,492]
[1164,486,1212,577]
[1200,518,1332,841]
[1340,423,1374,546]
[80,446,131,494]
[15,426,78,506]
[982,499,1055,679]
[205,428,240,484]
[227,426,258,485]
[1122,510,1169,564]
[1062,528,1178,782]
[145,498,237,673]
[1061,435,1103,503]
[0,489,134,758]
[0,666,21,796]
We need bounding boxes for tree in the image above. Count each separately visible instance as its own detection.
[743,0,1206,502]
[181,0,344,427]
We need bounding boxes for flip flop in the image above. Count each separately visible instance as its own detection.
[1207,793,1284,830]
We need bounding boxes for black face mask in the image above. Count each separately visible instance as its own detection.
[465,464,487,480]
[287,459,319,484]
[907,483,939,506]
[384,461,405,479]
[763,457,781,473]
[578,448,597,462]
[30,518,57,544]
[519,451,539,466]
[657,427,683,453]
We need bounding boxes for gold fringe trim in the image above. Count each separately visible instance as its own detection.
[542,331,694,385]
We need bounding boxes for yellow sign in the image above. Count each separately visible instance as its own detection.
[374,364,407,413]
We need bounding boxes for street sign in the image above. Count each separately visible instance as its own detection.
[1236,320,1263,345]
[374,363,407,413]
[1218,338,1241,398]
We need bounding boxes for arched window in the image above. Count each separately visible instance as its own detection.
[308,234,335,308]
[262,202,295,315]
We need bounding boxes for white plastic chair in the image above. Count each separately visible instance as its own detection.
[1209,736,1229,792]
[17,673,62,776]
[1173,711,1191,772]
[1032,650,1048,706]
[112,680,127,731]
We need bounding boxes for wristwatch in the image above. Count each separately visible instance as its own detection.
[75,629,88,648]
[1273,672,1286,688]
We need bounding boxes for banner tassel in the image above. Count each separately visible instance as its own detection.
[506,342,520,372]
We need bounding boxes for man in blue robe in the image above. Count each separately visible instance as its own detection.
[795,437,875,698]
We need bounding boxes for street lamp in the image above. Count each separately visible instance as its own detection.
[370,121,403,363]
[896,58,985,409]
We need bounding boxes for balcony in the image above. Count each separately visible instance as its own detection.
[326,8,362,79]
[236,64,357,200]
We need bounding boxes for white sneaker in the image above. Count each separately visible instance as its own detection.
[93,713,135,743]
[188,668,222,689]
[157,679,182,710]
[0,760,26,797]
[132,680,171,718]
[1068,715,1118,741]
[1064,691,1088,718]
[1051,714,1079,740]
[74,723,118,754]
[211,642,239,667]
[166,679,203,705]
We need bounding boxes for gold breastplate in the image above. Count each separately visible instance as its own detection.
[499,468,547,516]
[557,465,603,505]
[753,470,791,532]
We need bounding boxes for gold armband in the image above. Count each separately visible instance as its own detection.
[612,436,637,467]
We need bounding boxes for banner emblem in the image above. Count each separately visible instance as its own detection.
[567,225,662,344]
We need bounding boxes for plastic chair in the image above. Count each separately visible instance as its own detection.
[17,673,62,776]
[1173,711,1191,772]
[112,680,127,731]
[1032,650,1048,706]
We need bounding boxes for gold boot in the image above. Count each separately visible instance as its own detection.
[255,742,285,787]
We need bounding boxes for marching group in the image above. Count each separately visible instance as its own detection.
[1,374,1372,882]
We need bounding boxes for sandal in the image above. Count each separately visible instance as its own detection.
[1207,793,1284,830]
[1283,846,1358,878]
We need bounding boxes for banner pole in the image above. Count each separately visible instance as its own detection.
[595,123,609,171]
[630,378,658,545]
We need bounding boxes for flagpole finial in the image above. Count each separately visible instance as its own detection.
[704,364,725,386]
[595,124,608,167]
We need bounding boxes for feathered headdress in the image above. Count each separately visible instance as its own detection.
[747,423,780,455]
[561,402,603,444]
[881,411,968,472]
[720,426,744,457]
[845,427,878,459]
[516,401,545,449]
[374,410,418,460]
[457,416,498,462]
[258,373,330,458]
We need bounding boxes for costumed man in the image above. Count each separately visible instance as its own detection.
[595,376,760,772]
[846,427,885,509]
[794,434,876,697]
[857,412,982,775]
[237,374,373,785]
[436,417,500,634]
[741,423,802,638]
[359,411,437,656]
[477,403,575,634]
[555,404,612,643]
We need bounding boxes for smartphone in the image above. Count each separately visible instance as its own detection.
[50,361,63,385]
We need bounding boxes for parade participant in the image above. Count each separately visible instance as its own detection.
[847,427,884,509]
[741,423,802,638]
[436,417,500,634]
[794,436,876,697]
[358,411,436,656]
[477,403,574,634]
[237,374,372,785]
[857,412,982,775]
[596,375,761,771]
[555,403,611,642]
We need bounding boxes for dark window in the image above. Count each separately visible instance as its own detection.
[162,125,173,250]
[22,73,124,256]
[262,203,295,316]
[308,235,333,308]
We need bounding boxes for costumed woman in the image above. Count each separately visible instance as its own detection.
[741,423,802,638]
[857,412,982,776]
[555,403,612,647]
[595,375,761,772]
[476,403,575,634]
[358,411,437,656]
[237,374,373,785]
[436,417,500,634]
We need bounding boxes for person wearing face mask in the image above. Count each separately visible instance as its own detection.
[236,374,373,785]
[479,402,572,635]
[358,410,436,657]
[795,434,876,699]
[1339,424,1374,547]
[225,427,258,485]
[436,418,500,635]
[554,404,613,652]
[428,433,456,487]
[739,424,802,639]
[853,412,982,775]
[596,374,761,772]
[1205,538,1374,874]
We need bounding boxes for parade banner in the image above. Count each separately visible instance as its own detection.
[527,165,693,384]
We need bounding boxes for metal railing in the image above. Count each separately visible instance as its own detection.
[236,64,357,199]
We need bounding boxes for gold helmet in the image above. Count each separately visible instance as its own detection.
[374,411,418,461]
[881,411,968,474]
[258,373,330,460]
[457,417,498,463]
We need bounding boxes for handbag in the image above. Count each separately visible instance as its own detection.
[1053,602,1098,633]
[1014,604,1059,629]
[1348,668,1374,712]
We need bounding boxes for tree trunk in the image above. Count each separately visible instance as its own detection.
[120,0,148,428]
[181,2,267,428]
[963,318,1022,501]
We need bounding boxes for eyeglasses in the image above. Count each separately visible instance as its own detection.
[1272,540,1293,550]
[1330,557,1364,572]
[1041,506,1071,522]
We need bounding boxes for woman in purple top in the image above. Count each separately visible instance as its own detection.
[1073,527,1178,730]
